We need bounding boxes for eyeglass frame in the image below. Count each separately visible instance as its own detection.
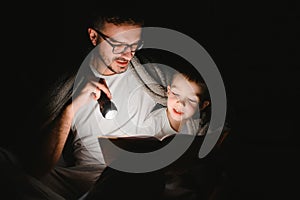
[93,29,144,54]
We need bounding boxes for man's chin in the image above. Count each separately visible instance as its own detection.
[117,66,128,73]
[106,65,128,74]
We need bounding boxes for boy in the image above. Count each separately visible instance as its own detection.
[141,69,211,139]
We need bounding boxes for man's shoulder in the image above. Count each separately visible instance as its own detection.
[133,52,174,85]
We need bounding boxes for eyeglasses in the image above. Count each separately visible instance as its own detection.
[94,29,144,54]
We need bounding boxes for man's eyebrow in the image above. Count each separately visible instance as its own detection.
[106,36,123,44]
[109,37,140,45]
[107,34,141,44]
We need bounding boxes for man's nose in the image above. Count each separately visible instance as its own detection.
[121,47,134,59]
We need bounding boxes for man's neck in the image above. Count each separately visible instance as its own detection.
[90,54,116,76]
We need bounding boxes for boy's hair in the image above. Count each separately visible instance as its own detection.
[172,62,210,108]
[170,57,212,127]
[176,69,209,106]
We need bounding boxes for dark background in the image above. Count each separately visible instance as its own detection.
[2,0,299,199]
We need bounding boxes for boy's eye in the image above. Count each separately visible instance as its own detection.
[188,99,198,104]
[171,91,179,97]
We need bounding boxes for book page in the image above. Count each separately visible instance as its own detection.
[98,134,205,168]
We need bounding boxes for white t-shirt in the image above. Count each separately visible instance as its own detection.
[143,108,200,140]
[71,64,165,165]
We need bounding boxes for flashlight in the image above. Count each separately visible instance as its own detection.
[98,78,118,119]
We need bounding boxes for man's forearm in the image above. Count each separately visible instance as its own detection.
[29,104,74,178]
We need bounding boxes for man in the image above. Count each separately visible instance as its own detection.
[3,12,222,199]
[20,13,171,199]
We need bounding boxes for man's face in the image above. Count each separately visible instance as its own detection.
[97,22,142,75]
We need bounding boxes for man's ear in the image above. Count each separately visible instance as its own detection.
[88,28,99,46]
[200,100,210,111]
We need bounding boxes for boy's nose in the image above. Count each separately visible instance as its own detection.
[177,98,186,107]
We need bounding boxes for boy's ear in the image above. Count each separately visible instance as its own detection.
[166,85,171,95]
[88,28,99,46]
[200,100,210,111]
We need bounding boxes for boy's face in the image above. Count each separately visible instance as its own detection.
[167,74,201,122]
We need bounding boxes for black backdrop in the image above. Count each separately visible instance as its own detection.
[2,1,299,199]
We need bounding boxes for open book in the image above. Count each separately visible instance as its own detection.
[98,133,205,170]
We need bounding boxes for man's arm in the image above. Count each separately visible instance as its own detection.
[23,73,111,178]
[27,104,75,178]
